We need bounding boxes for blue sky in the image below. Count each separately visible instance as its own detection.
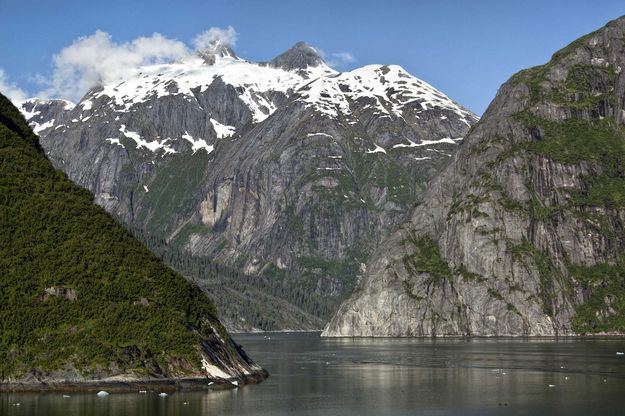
[1,0,624,114]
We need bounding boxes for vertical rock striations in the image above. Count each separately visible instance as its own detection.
[324,16,625,337]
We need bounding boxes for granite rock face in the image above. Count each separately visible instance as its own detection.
[324,16,625,337]
[19,43,477,331]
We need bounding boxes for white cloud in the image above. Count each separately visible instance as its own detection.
[0,69,27,104]
[193,26,238,50]
[326,52,356,68]
[40,30,190,102]
[316,48,356,69]
[11,26,353,103]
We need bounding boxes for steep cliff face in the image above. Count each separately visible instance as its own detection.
[0,93,265,389]
[324,17,625,337]
[20,42,477,330]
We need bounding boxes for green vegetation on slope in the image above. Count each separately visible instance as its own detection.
[402,233,452,286]
[570,260,625,333]
[0,94,229,379]
[504,45,625,332]
[136,152,209,236]
[134,228,331,329]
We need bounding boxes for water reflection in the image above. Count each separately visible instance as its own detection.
[2,333,625,415]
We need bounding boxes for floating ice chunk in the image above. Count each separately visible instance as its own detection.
[617,352,624,355]
[139,390,147,393]
[231,380,239,387]
[159,392,168,397]
[548,384,556,388]
[143,185,149,192]
[97,391,109,397]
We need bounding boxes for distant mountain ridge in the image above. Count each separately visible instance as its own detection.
[19,41,478,331]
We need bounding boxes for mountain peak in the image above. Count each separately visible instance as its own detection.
[197,40,238,65]
[268,41,326,70]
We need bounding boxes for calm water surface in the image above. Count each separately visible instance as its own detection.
[2,332,625,415]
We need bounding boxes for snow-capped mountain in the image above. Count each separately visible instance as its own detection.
[20,41,478,331]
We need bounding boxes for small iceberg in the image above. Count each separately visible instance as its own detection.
[62,395,70,398]
[139,390,147,394]
[548,384,556,388]
[617,352,624,355]
[96,391,109,397]
[158,392,168,398]
[231,380,239,387]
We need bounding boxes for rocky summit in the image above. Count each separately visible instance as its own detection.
[324,17,625,337]
[19,41,477,331]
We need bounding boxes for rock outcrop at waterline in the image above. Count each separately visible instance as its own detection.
[0,93,266,390]
[324,16,625,337]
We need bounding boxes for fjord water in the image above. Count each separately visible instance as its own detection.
[2,333,625,415]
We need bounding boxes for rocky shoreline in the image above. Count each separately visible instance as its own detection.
[0,370,269,393]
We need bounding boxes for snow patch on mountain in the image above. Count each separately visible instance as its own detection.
[306,132,334,138]
[92,53,336,122]
[366,144,387,154]
[32,119,55,134]
[182,131,215,154]
[105,138,125,148]
[296,65,474,123]
[393,137,460,149]
[119,124,176,154]
[210,119,236,138]
[81,100,93,111]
